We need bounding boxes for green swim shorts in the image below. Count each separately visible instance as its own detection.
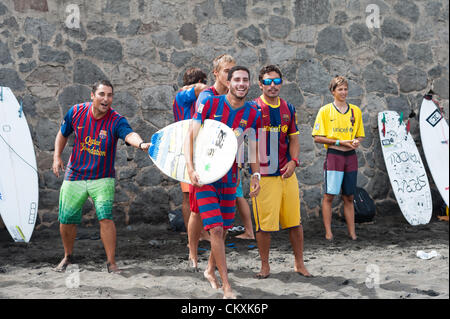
[58,178,115,224]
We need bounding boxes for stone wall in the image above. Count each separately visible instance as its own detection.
[0,0,448,229]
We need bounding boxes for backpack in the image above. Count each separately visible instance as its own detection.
[168,210,186,232]
[353,187,376,223]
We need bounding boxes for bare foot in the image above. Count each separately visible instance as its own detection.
[255,265,270,279]
[188,258,198,271]
[223,287,236,299]
[236,233,255,240]
[54,255,73,272]
[204,269,221,289]
[325,233,333,241]
[295,265,313,277]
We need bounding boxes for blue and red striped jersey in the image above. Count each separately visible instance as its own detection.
[60,102,133,181]
[193,95,261,184]
[172,87,197,122]
[195,85,218,113]
[254,96,299,176]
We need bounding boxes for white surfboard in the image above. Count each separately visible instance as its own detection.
[0,87,39,242]
[419,95,449,207]
[378,111,432,225]
[148,119,238,185]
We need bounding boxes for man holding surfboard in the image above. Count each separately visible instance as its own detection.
[185,66,261,299]
[252,65,312,279]
[52,80,151,274]
[179,55,236,270]
[312,76,365,241]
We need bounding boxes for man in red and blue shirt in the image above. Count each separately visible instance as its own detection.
[186,66,261,299]
[253,65,311,279]
[185,55,236,270]
[172,67,208,246]
[52,80,150,274]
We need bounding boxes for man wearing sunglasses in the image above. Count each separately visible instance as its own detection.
[252,65,312,279]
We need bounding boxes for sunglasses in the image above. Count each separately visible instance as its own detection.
[261,78,282,85]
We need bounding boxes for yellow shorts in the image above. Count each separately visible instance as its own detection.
[252,174,301,232]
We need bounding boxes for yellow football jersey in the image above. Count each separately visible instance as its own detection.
[312,103,365,148]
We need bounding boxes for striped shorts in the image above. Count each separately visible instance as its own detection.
[195,182,237,231]
[324,149,358,196]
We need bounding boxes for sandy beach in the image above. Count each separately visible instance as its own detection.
[0,214,448,300]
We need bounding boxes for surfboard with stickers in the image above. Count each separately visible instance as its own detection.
[378,110,432,225]
[0,87,39,242]
[419,95,449,207]
[148,119,238,185]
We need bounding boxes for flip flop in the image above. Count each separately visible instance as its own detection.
[226,243,236,248]
[54,255,73,273]
[297,272,314,278]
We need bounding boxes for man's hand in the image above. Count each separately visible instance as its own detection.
[52,156,65,178]
[188,168,202,187]
[280,160,296,179]
[249,175,260,197]
[139,142,151,151]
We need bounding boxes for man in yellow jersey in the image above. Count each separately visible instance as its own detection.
[312,76,365,241]
[253,65,311,279]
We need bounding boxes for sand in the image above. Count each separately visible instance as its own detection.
[0,214,448,300]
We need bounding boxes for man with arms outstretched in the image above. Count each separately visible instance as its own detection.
[53,80,150,274]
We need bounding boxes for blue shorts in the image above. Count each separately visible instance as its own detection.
[236,179,243,198]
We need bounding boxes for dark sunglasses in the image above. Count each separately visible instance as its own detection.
[261,78,282,85]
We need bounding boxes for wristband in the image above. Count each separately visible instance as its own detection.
[291,158,300,167]
[139,142,144,150]
[335,140,340,146]
[252,172,261,180]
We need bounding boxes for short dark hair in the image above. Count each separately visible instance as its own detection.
[183,68,207,86]
[259,65,282,83]
[227,65,250,81]
[92,80,114,94]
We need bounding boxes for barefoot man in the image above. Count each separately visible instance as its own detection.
[52,80,150,273]
[253,65,311,279]
[185,66,261,298]
[312,76,365,241]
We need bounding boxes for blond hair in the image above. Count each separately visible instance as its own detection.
[212,54,235,72]
[329,76,348,92]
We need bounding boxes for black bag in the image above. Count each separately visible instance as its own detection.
[353,187,376,223]
[168,210,186,232]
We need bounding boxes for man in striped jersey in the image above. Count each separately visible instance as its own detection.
[186,54,236,270]
[186,66,261,299]
[172,67,208,237]
[253,65,311,279]
[52,80,150,274]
